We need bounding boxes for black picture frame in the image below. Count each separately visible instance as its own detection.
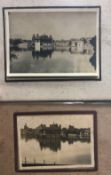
[3,6,101,82]
[14,110,97,172]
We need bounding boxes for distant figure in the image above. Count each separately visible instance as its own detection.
[24,157,27,164]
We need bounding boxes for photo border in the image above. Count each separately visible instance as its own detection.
[3,6,101,82]
[13,110,97,172]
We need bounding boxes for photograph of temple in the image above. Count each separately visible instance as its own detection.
[15,112,96,170]
[4,7,100,80]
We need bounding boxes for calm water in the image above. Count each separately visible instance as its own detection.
[10,50,95,73]
[20,137,91,165]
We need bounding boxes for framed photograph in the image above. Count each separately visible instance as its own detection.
[14,111,97,172]
[3,6,101,81]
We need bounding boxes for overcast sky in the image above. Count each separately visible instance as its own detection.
[17,114,94,130]
[9,11,96,40]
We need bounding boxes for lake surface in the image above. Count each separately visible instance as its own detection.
[10,50,95,74]
[20,137,91,165]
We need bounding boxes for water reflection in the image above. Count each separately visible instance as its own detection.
[21,135,90,152]
[32,49,54,59]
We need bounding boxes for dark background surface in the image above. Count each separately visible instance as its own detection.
[0,102,111,175]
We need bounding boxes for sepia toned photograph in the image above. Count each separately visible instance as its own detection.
[3,6,101,81]
[14,111,97,172]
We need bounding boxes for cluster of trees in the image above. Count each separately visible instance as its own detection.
[10,38,23,46]
[89,36,96,70]
[10,38,30,47]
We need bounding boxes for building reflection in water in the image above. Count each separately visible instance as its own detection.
[38,136,61,152]
[32,49,54,60]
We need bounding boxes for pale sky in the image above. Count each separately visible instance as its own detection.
[9,11,97,40]
[17,114,94,130]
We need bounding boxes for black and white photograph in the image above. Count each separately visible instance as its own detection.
[14,111,97,171]
[3,7,101,81]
